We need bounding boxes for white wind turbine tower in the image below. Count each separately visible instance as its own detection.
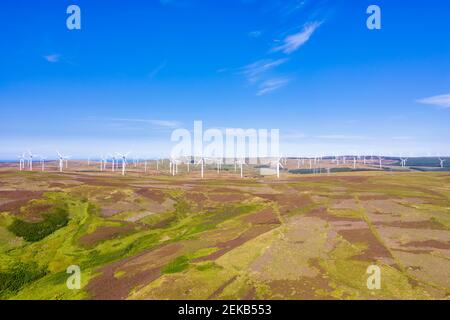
[99,155,105,172]
[438,157,446,168]
[103,155,108,171]
[184,157,191,173]
[64,155,71,169]
[400,157,408,168]
[236,158,247,178]
[57,152,65,172]
[39,156,47,172]
[169,157,179,176]
[174,158,179,175]
[107,155,116,172]
[215,158,223,174]
[112,155,117,172]
[378,156,383,170]
[271,157,284,179]
[353,156,357,169]
[28,151,35,171]
[18,153,25,171]
[335,155,340,166]
[116,152,130,176]
[196,157,207,179]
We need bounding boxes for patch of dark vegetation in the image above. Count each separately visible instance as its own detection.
[0,262,48,298]
[8,207,69,242]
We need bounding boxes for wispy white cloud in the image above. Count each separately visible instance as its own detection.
[282,131,308,140]
[43,54,60,63]
[149,60,167,78]
[273,21,322,54]
[111,118,181,128]
[417,94,450,109]
[257,77,291,96]
[316,134,370,140]
[241,58,288,83]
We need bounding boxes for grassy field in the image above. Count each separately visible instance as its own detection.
[0,167,449,300]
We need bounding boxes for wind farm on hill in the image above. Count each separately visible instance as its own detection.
[11,152,450,177]
[1,153,450,300]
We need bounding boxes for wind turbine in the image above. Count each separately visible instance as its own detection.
[378,156,383,170]
[18,153,25,171]
[438,157,446,168]
[196,157,207,179]
[28,151,35,171]
[335,155,340,166]
[116,152,131,176]
[353,156,357,169]
[107,154,116,172]
[39,156,47,172]
[183,157,191,173]
[57,151,65,172]
[112,155,116,172]
[215,158,223,174]
[64,156,71,169]
[400,157,408,168]
[271,157,284,179]
[99,155,105,172]
[236,158,247,178]
[169,157,180,176]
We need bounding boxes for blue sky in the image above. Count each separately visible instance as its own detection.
[1,0,450,158]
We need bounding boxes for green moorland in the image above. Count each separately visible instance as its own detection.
[0,169,449,299]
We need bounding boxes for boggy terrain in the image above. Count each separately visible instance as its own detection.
[0,168,449,300]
